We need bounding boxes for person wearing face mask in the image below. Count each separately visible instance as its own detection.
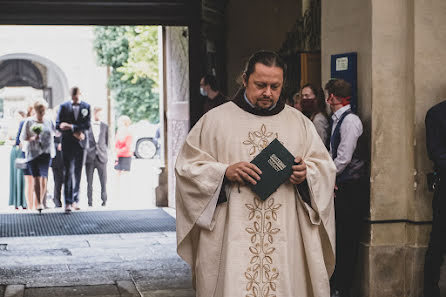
[200,74,228,114]
[325,78,365,297]
[300,83,330,147]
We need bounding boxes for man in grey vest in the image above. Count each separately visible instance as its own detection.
[85,106,109,207]
[325,78,365,297]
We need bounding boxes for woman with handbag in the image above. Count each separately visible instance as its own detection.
[20,99,55,214]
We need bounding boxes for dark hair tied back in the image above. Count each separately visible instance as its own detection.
[243,51,287,83]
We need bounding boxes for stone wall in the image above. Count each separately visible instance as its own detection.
[165,26,190,208]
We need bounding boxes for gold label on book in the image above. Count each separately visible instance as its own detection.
[268,154,286,172]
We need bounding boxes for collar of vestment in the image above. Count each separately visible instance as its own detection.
[71,100,82,106]
[232,87,285,116]
[332,104,351,121]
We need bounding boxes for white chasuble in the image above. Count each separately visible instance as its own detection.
[175,102,337,297]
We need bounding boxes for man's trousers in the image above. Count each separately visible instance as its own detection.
[424,177,446,297]
[85,158,107,206]
[63,149,85,205]
[331,179,365,296]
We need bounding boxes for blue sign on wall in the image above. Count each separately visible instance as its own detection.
[330,52,358,113]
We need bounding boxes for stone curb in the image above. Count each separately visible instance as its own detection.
[116,280,141,297]
[4,285,24,297]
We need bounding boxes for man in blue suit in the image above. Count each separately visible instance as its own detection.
[56,86,91,213]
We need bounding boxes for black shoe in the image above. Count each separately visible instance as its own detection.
[101,201,106,207]
[88,203,93,207]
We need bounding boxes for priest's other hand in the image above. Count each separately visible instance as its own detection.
[290,157,307,185]
[225,162,262,186]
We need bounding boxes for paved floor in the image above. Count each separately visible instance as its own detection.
[0,232,194,297]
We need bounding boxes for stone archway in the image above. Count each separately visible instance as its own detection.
[0,53,69,107]
[0,59,44,89]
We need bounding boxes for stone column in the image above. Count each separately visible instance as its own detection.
[322,0,446,296]
[165,26,190,209]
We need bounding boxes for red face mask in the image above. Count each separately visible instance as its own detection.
[327,95,351,107]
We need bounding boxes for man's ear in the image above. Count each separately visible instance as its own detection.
[242,73,247,87]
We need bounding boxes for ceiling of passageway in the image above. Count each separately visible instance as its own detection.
[0,0,200,25]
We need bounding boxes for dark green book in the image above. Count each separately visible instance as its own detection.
[249,138,295,201]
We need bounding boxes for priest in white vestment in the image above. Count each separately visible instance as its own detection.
[175,51,337,297]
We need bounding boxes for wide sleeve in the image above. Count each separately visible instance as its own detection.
[300,116,337,274]
[175,116,229,265]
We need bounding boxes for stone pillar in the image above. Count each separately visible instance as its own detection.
[165,26,190,209]
[322,0,446,296]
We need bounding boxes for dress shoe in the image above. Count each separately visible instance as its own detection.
[37,206,43,215]
[101,201,106,207]
[65,204,72,214]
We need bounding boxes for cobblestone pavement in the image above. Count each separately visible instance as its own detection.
[0,232,194,297]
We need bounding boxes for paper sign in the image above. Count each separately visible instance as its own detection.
[336,57,348,71]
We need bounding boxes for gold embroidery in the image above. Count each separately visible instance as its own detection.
[245,196,281,297]
[243,124,279,155]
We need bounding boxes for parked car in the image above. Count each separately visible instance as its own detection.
[130,120,160,159]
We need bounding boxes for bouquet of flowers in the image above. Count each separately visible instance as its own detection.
[31,123,43,135]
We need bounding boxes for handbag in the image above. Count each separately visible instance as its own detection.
[15,157,28,170]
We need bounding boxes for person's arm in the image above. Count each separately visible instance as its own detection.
[105,125,109,148]
[426,110,446,172]
[333,115,363,175]
[55,105,63,131]
[19,120,35,142]
[15,120,24,146]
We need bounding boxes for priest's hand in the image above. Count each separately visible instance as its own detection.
[290,157,307,185]
[225,162,262,186]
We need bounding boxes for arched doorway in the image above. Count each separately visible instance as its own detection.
[0,53,70,108]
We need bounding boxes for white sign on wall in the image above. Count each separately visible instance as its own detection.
[336,57,349,71]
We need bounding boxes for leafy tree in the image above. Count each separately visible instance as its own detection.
[119,26,159,86]
[93,26,159,123]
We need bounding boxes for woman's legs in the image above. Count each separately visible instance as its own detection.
[39,177,48,208]
[33,176,41,209]
[25,175,35,210]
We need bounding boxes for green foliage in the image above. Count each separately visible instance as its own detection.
[119,26,159,85]
[93,26,159,123]
[93,26,129,68]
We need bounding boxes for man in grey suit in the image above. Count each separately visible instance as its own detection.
[85,106,109,207]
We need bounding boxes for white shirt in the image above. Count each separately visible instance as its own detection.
[72,100,81,120]
[329,104,363,175]
[92,120,101,142]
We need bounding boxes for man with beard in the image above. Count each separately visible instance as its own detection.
[176,51,336,297]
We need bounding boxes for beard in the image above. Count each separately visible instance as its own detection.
[255,97,275,109]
